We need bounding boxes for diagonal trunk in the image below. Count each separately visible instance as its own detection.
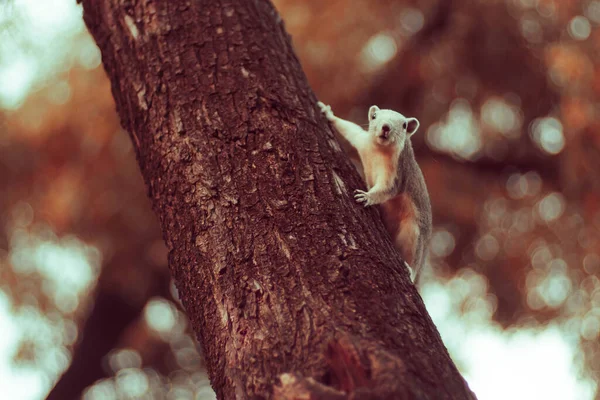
[79,0,476,398]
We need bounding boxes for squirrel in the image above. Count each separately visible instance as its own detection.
[318,101,432,282]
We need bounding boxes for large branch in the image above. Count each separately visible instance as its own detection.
[46,288,140,400]
[79,0,475,398]
[46,265,173,400]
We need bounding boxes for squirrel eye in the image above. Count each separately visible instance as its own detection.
[403,122,408,130]
[372,113,376,120]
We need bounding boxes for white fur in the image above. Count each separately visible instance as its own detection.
[318,101,428,281]
[317,102,419,207]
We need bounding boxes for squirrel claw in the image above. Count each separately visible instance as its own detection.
[317,101,334,120]
[353,189,371,206]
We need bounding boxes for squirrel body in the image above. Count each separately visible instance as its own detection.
[318,102,432,281]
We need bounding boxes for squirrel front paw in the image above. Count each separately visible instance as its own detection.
[354,189,373,207]
[317,101,335,121]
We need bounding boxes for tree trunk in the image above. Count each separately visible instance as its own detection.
[79,0,475,399]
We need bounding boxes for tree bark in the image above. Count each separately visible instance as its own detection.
[79,0,476,399]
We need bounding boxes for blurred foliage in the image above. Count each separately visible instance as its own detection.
[0,0,599,399]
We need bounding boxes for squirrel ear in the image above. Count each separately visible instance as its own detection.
[406,118,420,136]
[368,105,380,120]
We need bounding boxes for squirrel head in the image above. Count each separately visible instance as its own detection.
[367,105,420,149]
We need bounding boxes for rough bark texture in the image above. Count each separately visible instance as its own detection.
[79,0,475,399]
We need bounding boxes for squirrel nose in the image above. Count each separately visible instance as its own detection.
[381,124,391,138]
